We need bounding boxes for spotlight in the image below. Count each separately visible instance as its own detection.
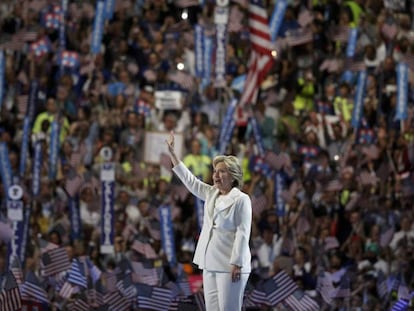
[177,62,185,70]
[181,9,188,20]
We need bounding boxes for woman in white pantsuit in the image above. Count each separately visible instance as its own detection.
[166,132,252,311]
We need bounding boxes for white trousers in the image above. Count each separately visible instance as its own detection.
[203,270,249,311]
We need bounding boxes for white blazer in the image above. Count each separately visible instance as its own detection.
[173,162,252,273]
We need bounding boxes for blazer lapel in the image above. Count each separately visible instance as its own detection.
[207,189,220,219]
[214,188,239,215]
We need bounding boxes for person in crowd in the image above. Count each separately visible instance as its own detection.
[166,131,252,311]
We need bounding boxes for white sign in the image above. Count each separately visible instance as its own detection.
[100,162,115,181]
[144,132,184,164]
[154,90,183,110]
[7,200,23,221]
[214,6,229,24]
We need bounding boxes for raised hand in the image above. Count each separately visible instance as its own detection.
[166,131,178,166]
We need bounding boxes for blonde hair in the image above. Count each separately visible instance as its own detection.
[213,155,243,189]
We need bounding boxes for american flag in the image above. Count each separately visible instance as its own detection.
[245,287,268,306]
[43,12,61,29]
[29,38,51,58]
[58,281,79,299]
[316,270,336,305]
[116,274,137,299]
[66,296,90,311]
[345,59,367,72]
[284,289,319,311]
[42,5,63,29]
[167,70,195,91]
[0,271,22,311]
[10,257,24,286]
[104,290,132,311]
[20,271,49,304]
[134,99,151,118]
[136,282,173,311]
[131,239,158,259]
[131,261,159,286]
[329,25,350,42]
[263,270,298,306]
[285,28,313,46]
[238,0,274,107]
[41,247,71,276]
[87,283,105,307]
[391,298,410,311]
[59,51,80,68]
[67,259,87,288]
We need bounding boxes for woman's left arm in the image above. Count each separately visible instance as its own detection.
[230,194,252,268]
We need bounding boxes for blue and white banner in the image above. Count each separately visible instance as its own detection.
[91,0,105,54]
[104,0,116,20]
[159,204,176,265]
[195,197,204,232]
[218,98,237,143]
[100,162,115,254]
[219,119,235,155]
[0,142,12,195]
[48,120,60,180]
[269,0,288,42]
[274,171,286,217]
[250,116,265,156]
[0,51,4,112]
[201,35,213,89]
[19,117,31,176]
[351,70,367,129]
[346,28,358,58]
[396,62,408,121]
[218,98,237,154]
[215,23,227,86]
[7,203,30,270]
[32,141,42,197]
[69,195,82,241]
[195,24,204,78]
[27,80,38,122]
[59,0,67,50]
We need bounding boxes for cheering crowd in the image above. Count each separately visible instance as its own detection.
[1,0,414,310]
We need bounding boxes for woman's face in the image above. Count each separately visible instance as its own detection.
[213,161,233,194]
